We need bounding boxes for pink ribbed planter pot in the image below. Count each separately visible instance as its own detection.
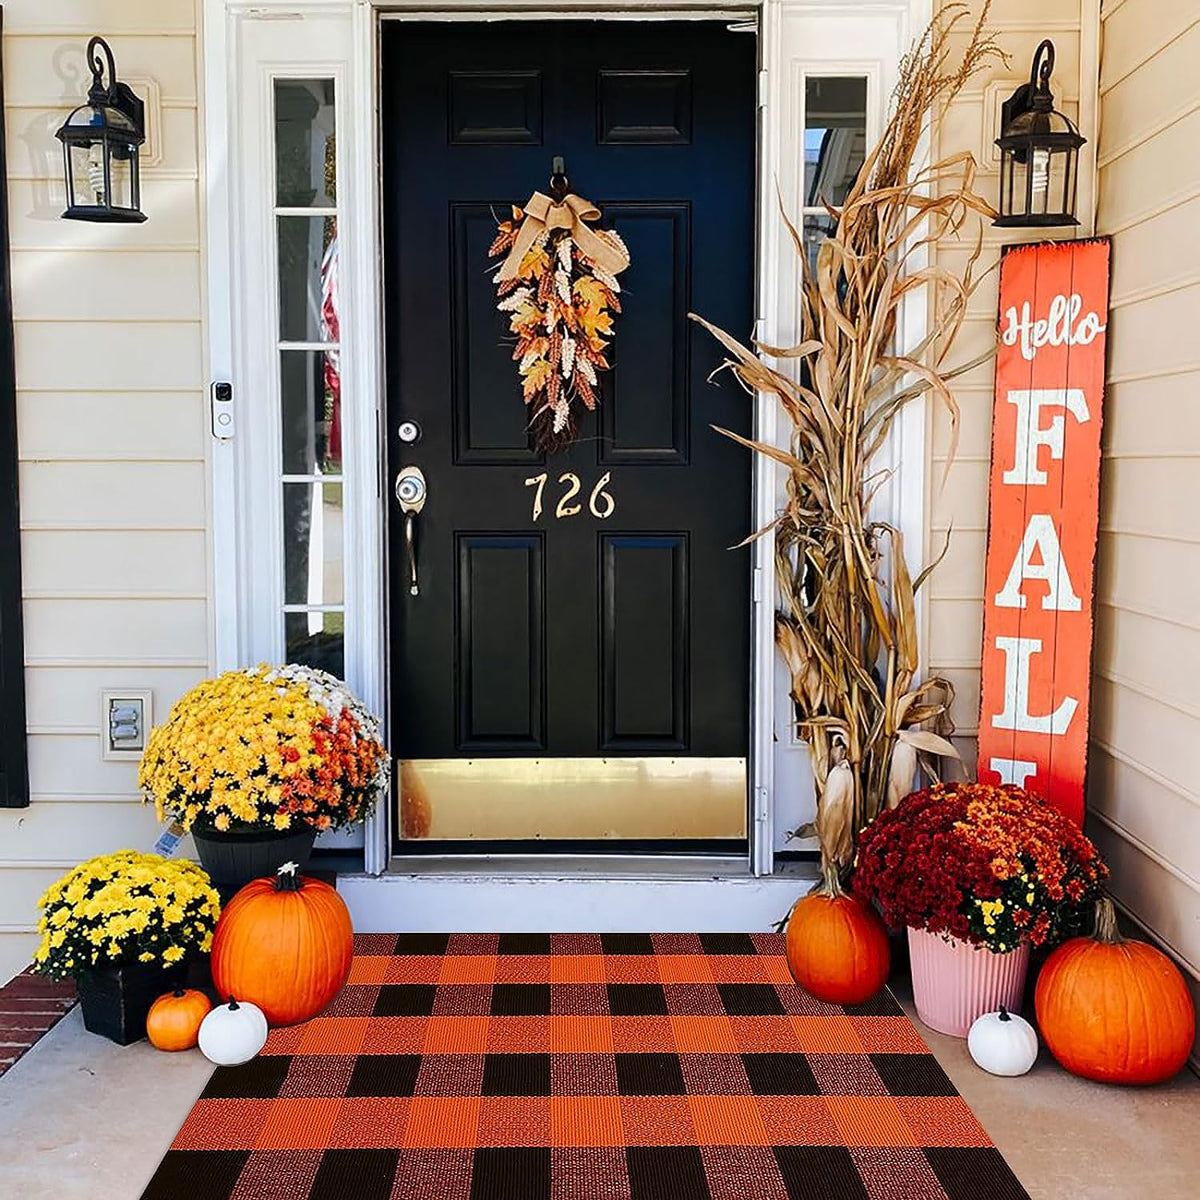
[907,927,1031,1038]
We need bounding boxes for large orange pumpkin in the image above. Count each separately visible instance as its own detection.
[146,988,212,1051]
[786,888,890,1005]
[1035,898,1195,1085]
[211,863,354,1026]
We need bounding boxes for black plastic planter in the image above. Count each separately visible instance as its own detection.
[76,961,188,1045]
[191,821,317,900]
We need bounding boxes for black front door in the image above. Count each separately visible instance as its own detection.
[382,20,757,851]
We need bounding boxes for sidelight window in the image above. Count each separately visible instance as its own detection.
[801,76,868,273]
[273,79,345,677]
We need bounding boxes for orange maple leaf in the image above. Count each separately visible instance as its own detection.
[579,308,614,340]
[521,358,552,402]
[572,275,610,310]
[519,244,551,280]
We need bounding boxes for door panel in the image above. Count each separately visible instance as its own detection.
[452,205,543,462]
[599,205,690,463]
[601,535,688,749]
[382,21,756,851]
[456,534,545,750]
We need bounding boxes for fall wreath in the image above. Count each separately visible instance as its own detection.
[491,186,630,453]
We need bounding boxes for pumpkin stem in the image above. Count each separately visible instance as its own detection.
[274,862,303,892]
[998,1006,1010,1022]
[813,858,846,899]
[173,989,186,998]
[1092,896,1122,946]
[226,997,240,1010]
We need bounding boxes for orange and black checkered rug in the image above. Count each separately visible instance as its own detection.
[142,934,1029,1200]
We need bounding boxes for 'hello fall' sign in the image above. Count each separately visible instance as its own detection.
[977,239,1111,825]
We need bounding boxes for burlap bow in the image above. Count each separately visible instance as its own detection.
[495,191,630,283]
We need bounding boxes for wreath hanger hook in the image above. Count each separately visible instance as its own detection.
[549,156,570,201]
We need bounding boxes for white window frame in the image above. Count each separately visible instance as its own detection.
[204,0,929,879]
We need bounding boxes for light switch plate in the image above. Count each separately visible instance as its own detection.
[101,689,154,761]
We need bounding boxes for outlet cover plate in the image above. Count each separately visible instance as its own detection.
[101,689,154,761]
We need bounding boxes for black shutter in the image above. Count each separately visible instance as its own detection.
[0,10,30,809]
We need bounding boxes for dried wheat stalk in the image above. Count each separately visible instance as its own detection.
[692,4,1004,894]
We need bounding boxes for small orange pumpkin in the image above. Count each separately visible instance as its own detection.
[211,863,354,1027]
[786,885,891,1005]
[1035,897,1195,1085]
[146,988,212,1051]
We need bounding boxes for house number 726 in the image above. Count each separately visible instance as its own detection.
[524,472,615,521]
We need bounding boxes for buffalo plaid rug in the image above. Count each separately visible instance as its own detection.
[142,934,1029,1200]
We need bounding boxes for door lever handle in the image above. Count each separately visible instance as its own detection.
[395,466,427,597]
[404,512,419,596]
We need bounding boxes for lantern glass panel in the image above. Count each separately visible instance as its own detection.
[1001,148,1026,221]
[1042,148,1070,218]
[69,141,138,213]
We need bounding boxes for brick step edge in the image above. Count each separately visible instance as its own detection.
[0,967,77,1079]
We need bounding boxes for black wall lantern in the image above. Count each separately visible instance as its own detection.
[995,40,1084,228]
[55,37,146,223]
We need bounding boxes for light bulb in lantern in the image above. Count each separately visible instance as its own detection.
[87,144,106,205]
[1030,147,1051,213]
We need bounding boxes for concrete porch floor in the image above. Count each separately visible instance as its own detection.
[0,982,1196,1200]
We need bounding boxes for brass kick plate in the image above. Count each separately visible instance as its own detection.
[399,757,747,841]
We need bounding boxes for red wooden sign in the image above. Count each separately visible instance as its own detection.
[977,239,1110,825]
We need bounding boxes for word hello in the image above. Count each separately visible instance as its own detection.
[1001,293,1106,362]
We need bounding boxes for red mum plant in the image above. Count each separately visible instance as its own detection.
[852,782,1108,953]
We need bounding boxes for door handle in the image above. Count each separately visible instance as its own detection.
[395,466,427,596]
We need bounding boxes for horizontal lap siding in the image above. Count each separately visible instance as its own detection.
[926,1,1086,766]
[0,1,209,983]
[1094,0,1200,1064]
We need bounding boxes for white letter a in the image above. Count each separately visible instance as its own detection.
[995,514,1082,612]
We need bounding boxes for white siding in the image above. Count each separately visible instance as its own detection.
[1093,0,1200,1064]
[1,0,209,982]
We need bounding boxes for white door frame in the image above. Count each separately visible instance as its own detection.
[203,0,930,882]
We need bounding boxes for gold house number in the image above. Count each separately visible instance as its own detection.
[524,472,615,522]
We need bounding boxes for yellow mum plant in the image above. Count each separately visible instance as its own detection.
[32,851,220,981]
[138,664,388,834]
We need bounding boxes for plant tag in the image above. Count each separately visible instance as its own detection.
[153,820,187,857]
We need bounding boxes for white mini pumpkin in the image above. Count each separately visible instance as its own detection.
[198,997,269,1066]
[967,1005,1038,1076]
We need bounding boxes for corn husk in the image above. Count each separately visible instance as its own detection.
[815,761,856,880]
[885,738,918,811]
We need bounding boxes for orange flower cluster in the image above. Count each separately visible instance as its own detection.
[954,784,1101,902]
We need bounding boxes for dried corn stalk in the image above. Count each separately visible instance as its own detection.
[692,4,1004,895]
